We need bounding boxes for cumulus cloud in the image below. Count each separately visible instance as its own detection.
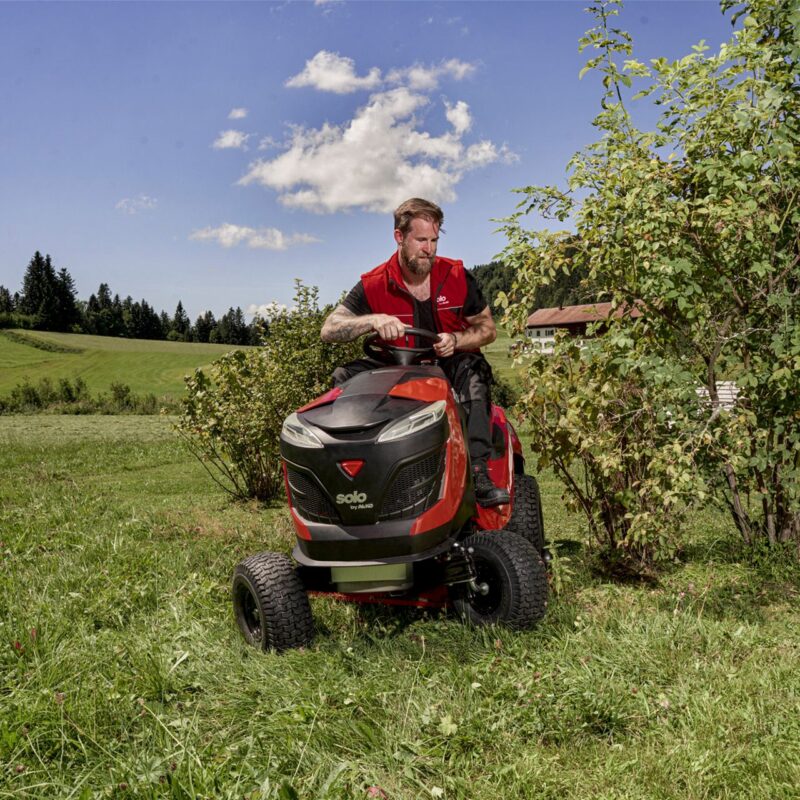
[246,301,288,320]
[238,87,512,214]
[445,100,472,136]
[115,195,158,215]
[212,130,250,150]
[189,223,319,250]
[228,107,248,120]
[286,51,382,94]
[386,58,476,90]
[286,51,477,95]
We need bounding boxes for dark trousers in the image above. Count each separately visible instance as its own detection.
[332,352,493,468]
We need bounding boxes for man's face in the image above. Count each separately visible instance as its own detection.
[396,216,439,277]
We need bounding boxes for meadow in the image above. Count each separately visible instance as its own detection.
[0,331,249,400]
[1,335,799,799]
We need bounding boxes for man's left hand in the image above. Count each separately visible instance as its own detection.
[434,332,457,358]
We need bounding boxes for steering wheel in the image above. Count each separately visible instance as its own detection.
[363,327,441,366]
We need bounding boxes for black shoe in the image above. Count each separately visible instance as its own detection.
[473,466,510,507]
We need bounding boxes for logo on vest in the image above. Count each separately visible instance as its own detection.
[437,295,448,305]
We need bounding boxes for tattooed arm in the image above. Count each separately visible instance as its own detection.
[320,305,407,343]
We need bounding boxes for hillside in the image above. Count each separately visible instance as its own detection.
[0,329,252,399]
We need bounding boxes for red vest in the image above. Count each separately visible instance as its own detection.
[361,253,475,349]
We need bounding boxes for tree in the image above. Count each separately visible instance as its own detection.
[19,252,56,327]
[472,257,591,314]
[216,306,250,345]
[170,301,191,341]
[53,267,81,330]
[499,0,800,558]
[18,252,80,331]
[193,310,217,343]
[0,286,13,313]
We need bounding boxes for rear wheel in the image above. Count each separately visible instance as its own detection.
[452,531,547,630]
[232,552,314,652]
[506,474,545,554]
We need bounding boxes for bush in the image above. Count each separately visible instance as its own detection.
[0,313,39,330]
[498,0,800,559]
[0,377,165,415]
[176,282,361,501]
[511,330,703,565]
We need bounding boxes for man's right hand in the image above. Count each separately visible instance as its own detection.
[371,314,407,341]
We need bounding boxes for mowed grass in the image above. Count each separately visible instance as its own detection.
[0,331,250,399]
[2,416,799,799]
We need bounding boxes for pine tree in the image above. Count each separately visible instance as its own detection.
[193,310,216,343]
[0,286,13,313]
[53,267,80,331]
[19,251,57,327]
[171,301,191,341]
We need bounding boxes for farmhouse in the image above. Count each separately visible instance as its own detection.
[525,301,643,352]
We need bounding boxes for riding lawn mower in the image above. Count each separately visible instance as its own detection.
[232,328,548,652]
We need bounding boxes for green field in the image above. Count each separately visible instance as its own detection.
[0,330,250,399]
[1,414,799,798]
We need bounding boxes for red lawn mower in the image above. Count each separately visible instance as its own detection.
[232,328,548,652]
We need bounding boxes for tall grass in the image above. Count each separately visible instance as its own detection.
[1,416,798,798]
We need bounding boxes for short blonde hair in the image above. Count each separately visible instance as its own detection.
[393,198,444,236]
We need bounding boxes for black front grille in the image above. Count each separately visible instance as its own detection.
[287,469,340,523]
[379,448,445,521]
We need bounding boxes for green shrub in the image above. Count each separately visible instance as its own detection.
[176,281,361,501]
[510,330,701,565]
[0,376,165,415]
[498,0,800,559]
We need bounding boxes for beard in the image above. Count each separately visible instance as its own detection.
[401,242,434,277]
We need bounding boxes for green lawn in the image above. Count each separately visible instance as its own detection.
[0,330,250,399]
[1,415,798,799]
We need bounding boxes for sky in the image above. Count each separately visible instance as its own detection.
[0,1,738,321]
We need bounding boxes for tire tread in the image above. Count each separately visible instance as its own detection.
[233,552,314,652]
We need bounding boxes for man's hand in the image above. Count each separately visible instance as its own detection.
[371,314,407,341]
[433,331,457,358]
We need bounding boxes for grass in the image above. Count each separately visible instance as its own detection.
[0,330,250,400]
[1,416,799,798]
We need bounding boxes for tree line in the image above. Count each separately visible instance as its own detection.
[470,256,589,313]
[0,252,260,345]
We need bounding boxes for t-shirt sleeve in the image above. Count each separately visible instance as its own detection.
[463,271,488,317]
[341,281,372,315]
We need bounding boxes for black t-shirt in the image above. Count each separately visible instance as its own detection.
[341,270,487,332]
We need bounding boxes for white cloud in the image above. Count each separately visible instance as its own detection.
[189,223,319,250]
[445,100,472,135]
[115,195,158,215]
[239,88,512,213]
[258,136,280,151]
[246,301,288,319]
[286,51,382,94]
[228,107,248,120]
[386,58,476,91]
[212,130,250,150]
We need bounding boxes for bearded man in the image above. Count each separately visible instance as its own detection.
[320,197,509,508]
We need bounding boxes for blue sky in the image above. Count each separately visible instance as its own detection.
[0,1,736,321]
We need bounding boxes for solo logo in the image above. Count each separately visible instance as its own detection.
[336,491,367,504]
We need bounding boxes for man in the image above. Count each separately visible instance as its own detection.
[320,197,509,507]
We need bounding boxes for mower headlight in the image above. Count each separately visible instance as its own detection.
[281,412,323,449]
[377,400,447,443]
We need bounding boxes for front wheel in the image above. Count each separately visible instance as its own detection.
[452,531,547,630]
[232,552,314,652]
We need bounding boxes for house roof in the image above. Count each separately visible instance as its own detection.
[526,301,643,328]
